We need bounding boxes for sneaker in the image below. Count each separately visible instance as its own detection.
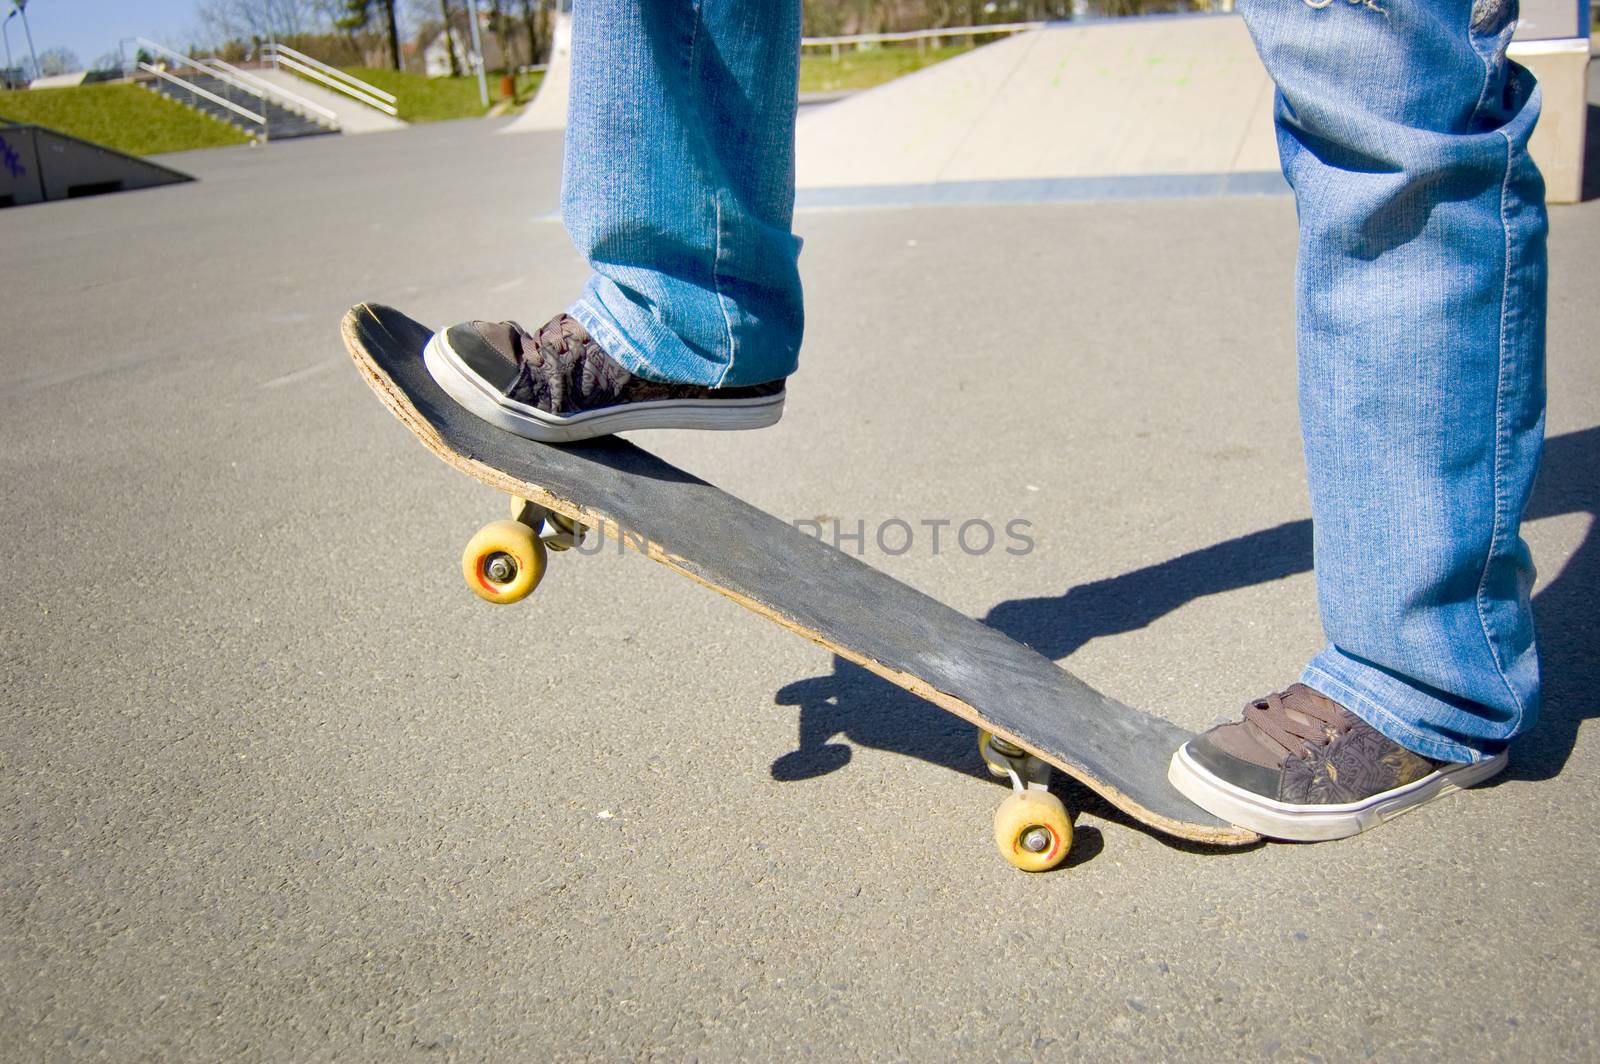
[424,313,786,444]
[1168,684,1507,841]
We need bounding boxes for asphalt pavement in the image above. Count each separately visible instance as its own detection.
[2,119,1597,1061]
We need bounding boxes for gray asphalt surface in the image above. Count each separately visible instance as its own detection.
[2,119,1597,1061]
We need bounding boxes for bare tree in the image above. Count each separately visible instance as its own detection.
[194,0,333,44]
[334,0,403,68]
[517,0,545,66]
[490,0,510,69]
[35,47,80,76]
[427,0,462,76]
[383,0,402,70]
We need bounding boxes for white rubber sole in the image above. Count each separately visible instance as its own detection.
[423,330,785,444]
[1168,743,1508,842]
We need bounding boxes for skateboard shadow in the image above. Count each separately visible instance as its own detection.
[770,426,1599,840]
[771,660,1251,857]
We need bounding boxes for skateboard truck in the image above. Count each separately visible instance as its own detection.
[980,730,1074,872]
[509,496,589,553]
[456,497,594,606]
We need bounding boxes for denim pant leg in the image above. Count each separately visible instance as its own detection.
[1238,0,1548,762]
[561,0,805,388]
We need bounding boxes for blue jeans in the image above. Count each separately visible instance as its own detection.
[562,0,804,388]
[562,1,1546,763]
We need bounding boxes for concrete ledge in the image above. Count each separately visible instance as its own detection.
[796,170,1288,210]
[1508,38,1591,204]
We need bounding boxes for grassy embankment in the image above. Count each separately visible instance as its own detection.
[0,83,249,155]
[799,43,974,93]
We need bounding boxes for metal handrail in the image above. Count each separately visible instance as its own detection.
[264,41,396,103]
[138,62,265,127]
[263,48,398,116]
[266,51,399,116]
[205,56,340,126]
[132,36,269,113]
[261,42,399,116]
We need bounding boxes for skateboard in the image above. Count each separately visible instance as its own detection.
[342,303,1260,871]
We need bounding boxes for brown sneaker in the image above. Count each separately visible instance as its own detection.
[1168,684,1507,841]
[424,313,786,443]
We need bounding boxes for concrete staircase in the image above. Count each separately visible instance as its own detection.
[147,72,336,141]
[251,68,405,135]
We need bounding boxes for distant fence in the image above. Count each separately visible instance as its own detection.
[800,22,1045,60]
[797,7,1250,57]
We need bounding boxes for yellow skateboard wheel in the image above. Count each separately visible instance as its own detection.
[462,519,547,604]
[993,790,1072,873]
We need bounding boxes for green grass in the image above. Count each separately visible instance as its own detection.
[0,83,250,155]
[335,67,543,123]
[799,43,974,93]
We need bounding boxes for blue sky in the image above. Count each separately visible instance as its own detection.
[4,1,215,70]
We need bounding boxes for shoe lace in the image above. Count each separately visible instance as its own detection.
[511,315,631,412]
[1240,687,1349,759]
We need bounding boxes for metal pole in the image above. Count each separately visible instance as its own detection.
[3,13,14,82]
[466,0,489,107]
[15,0,37,81]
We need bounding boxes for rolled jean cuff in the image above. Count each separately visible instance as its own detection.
[566,297,685,386]
[1301,655,1493,765]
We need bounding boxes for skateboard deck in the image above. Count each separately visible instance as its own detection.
[342,303,1259,867]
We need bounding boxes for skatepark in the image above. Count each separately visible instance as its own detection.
[3,13,1599,1060]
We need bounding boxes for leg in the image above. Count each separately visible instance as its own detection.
[1169,0,1546,839]
[562,0,805,388]
[423,1,801,442]
[1244,0,1547,761]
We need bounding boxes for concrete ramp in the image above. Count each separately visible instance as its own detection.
[0,123,192,208]
[487,11,1585,201]
[501,13,573,134]
[796,15,1279,203]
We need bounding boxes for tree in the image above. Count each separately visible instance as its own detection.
[334,0,371,46]
[35,47,79,76]
[195,0,337,45]
[517,0,545,67]
[381,0,401,71]
[490,0,509,69]
[332,0,401,69]
[437,0,461,76]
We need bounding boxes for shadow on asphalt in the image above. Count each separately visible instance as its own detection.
[1584,105,1599,203]
[769,426,1599,846]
